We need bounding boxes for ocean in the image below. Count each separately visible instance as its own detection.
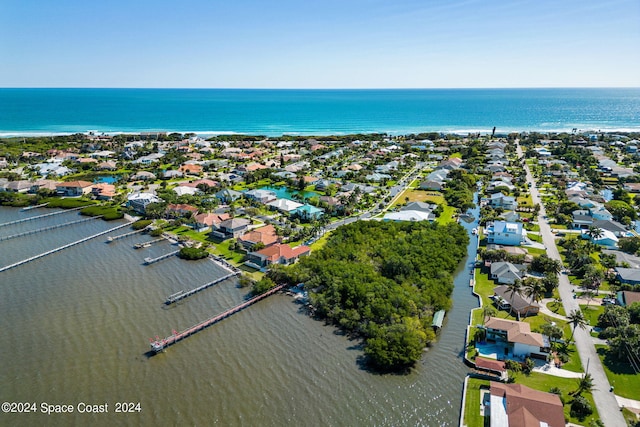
[0,205,480,426]
[1,88,639,137]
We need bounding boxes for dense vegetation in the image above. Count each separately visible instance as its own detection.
[271,220,469,370]
[80,205,123,220]
[178,247,209,260]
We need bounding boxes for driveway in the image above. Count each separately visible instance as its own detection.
[517,141,625,427]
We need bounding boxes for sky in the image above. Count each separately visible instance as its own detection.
[1,0,639,88]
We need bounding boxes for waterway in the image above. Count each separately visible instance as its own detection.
[0,204,479,426]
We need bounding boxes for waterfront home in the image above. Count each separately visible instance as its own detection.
[127,192,161,214]
[193,212,230,232]
[487,193,518,210]
[485,221,525,246]
[56,180,93,197]
[3,180,33,193]
[238,224,280,250]
[483,317,549,359]
[165,204,199,218]
[293,203,324,221]
[267,198,303,214]
[247,243,310,268]
[614,267,640,286]
[493,285,540,317]
[29,179,59,194]
[212,218,251,239]
[130,171,157,181]
[489,262,526,285]
[215,189,243,204]
[484,382,564,427]
[245,189,277,204]
[91,183,116,201]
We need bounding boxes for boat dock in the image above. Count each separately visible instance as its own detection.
[150,284,285,353]
[165,271,240,305]
[107,228,145,242]
[134,237,165,249]
[0,206,84,228]
[0,222,130,273]
[144,250,180,265]
[0,216,102,242]
[21,203,49,211]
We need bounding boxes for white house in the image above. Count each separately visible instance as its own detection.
[484,317,550,360]
[485,221,525,246]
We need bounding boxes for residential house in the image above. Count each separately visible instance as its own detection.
[583,228,618,249]
[615,267,640,286]
[127,192,161,214]
[165,204,199,218]
[489,262,526,285]
[215,189,243,204]
[212,218,251,239]
[131,171,157,181]
[483,317,550,359]
[193,212,230,232]
[244,189,277,204]
[134,153,164,165]
[485,382,564,427]
[4,180,33,193]
[485,221,525,246]
[571,209,593,229]
[238,224,280,249]
[267,198,303,214]
[293,204,324,221]
[248,243,311,268]
[616,290,640,307]
[56,181,93,196]
[172,186,200,197]
[487,193,518,210]
[383,210,434,222]
[493,285,540,317]
[91,183,117,201]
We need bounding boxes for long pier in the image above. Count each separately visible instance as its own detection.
[107,228,146,242]
[0,222,130,273]
[150,284,285,352]
[144,250,180,265]
[165,271,240,305]
[0,216,102,242]
[0,206,84,228]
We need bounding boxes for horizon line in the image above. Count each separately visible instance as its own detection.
[1,86,639,91]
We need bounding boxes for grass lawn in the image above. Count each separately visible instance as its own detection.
[525,247,547,256]
[546,300,566,317]
[526,233,543,243]
[579,304,604,328]
[596,345,640,400]
[463,377,490,427]
[511,372,600,425]
[436,205,457,225]
[524,223,541,232]
[390,188,444,208]
[309,233,330,251]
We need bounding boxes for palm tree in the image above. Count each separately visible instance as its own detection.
[482,305,497,323]
[567,309,588,341]
[505,279,523,316]
[586,226,604,241]
[573,372,595,396]
[523,277,546,305]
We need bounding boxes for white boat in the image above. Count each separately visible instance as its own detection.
[471,228,478,235]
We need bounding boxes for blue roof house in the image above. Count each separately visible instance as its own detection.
[294,204,324,221]
[486,221,525,246]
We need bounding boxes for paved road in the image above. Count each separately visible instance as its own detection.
[517,142,625,427]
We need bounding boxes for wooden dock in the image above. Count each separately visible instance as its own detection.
[150,284,285,352]
[107,228,145,242]
[0,206,84,228]
[0,222,130,273]
[144,250,180,265]
[134,237,165,249]
[0,216,102,242]
[165,271,240,305]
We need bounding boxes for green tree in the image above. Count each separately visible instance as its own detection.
[567,309,588,341]
[572,372,595,396]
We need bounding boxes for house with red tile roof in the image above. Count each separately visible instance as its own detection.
[193,212,230,232]
[483,317,550,360]
[165,204,199,218]
[486,382,564,427]
[238,224,280,249]
[91,183,117,201]
[248,243,310,267]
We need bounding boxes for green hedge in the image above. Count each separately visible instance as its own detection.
[132,219,153,230]
[45,198,95,209]
[178,247,209,260]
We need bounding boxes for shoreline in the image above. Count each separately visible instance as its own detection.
[2,126,640,138]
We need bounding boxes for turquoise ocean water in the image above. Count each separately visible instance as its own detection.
[1,88,639,136]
